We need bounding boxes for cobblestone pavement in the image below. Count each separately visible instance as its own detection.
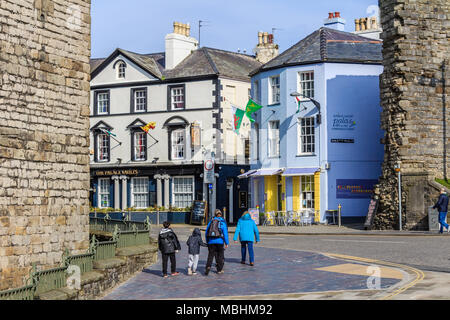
[103,242,405,300]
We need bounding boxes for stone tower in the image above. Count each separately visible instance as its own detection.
[0,0,91,290]
[373,0,449,230]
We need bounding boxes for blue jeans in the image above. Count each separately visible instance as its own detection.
[439,212,449,233]
[241,241,254,263]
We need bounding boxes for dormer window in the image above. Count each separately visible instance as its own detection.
[117,61,126,79]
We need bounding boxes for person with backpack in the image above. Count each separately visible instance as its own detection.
[186,228,207,275]
[204,209,229,275]
[433,188,449,234]
[158,221,181,278]
[233,211,260,266]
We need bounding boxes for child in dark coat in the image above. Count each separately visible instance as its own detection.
[186,228,207,275]
[158,221,181,278]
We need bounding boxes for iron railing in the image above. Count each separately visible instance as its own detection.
[0,284,35,300]
[31,265,67,296]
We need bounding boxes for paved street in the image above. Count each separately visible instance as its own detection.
[99,225,450,300]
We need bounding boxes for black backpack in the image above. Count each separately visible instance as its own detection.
[207,219,223,238]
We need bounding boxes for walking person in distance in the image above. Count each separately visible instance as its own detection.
[158,221,181,278]
[433,188,449,234]
[204,209,229,275]
[233,211,260,266]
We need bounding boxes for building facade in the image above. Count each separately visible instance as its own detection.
[245,16,384,223]
[89,23,262,224]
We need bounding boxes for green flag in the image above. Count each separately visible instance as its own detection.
[231,104,245,134]
[245,98,263,122]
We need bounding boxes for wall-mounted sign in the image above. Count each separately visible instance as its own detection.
[95,169,139,176]
[336,179,378,199]
[331,139,354,143]
[239,191,248,209]
[203,155,215,184]
[332,114,356,131]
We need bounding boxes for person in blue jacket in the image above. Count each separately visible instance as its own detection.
[433,188,449,234]
[233,211,260,266]
[204,209,229,275]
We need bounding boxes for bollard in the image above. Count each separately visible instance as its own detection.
[338,204,342,228]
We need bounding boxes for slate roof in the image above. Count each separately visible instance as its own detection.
[250,27,382,75]
[91,47,262,82]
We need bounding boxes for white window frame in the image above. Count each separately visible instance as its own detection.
[172,176,195,208]
[117,62,126,79]
[297,117,315,155]
[98,178,110,208]
[97,133,109,162]
[134,89,147,112]
[268,120,280,158]
[269,76,280,104]
[133,131,146,161]
[131,177,149,209]
[171,128,186,160]
[298,71,314,100]
[253,80,260,102]
[97,92,109,115]
[170,86,185,110]
[300,175,315,210]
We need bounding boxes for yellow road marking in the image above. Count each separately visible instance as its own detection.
[323,253,425,300]
[315,263,404,280]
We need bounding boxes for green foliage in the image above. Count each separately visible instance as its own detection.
[436,178,450,189]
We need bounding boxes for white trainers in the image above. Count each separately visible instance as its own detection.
[188,267,192,275]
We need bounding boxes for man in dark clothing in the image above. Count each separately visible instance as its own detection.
[433,188,449,234]
[204,209,229,275]
[158,221,181,277]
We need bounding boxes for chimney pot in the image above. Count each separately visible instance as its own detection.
[328,12,334,19]
[268,34,273,44]
[355,18,360,31]
[360,17,367,30]
[258,32,263,45]
[334,12,340,18]
[263,32,268,44]
[186,23,191,37]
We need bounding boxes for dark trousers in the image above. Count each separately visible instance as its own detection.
[162,253,176,275]
[206,244,225,272]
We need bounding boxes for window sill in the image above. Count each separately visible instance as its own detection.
[268,156,281,159]
[267,103,280,107]
[296,153,316,157]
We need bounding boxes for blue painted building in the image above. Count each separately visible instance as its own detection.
[242,21,384,223]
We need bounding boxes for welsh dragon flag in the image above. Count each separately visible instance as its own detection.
[245,98,263,122]
[231,105,245,134]
[295,96,302,113]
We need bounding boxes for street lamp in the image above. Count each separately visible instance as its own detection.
[290,92,321,124]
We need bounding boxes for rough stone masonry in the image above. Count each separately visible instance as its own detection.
[0,0,91,290]
[373,0,449,229]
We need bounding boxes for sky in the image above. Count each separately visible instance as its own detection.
[91,0,380,59]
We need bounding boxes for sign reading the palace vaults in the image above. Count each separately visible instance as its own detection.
[332,114,356,131]
[336,179,377,199]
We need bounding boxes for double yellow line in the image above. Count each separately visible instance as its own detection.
[324,253,425,300]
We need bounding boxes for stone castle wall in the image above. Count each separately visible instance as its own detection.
[374,0,450,229]
[0,0,91,290]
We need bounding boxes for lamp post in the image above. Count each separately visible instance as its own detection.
[290,92,321,124]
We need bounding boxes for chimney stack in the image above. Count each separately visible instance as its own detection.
[165,21,198,70]
[323,11,346,31]
[253,30,279,64]
[353,15,382,40]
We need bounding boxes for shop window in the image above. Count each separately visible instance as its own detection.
[98,178,110,208]
[131,177,149,208]
[301,175,315,209]
[172,176,194,208]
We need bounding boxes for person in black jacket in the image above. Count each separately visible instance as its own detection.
[433,188,450,234]
[158,221,181,277]
[186,228,207,275]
